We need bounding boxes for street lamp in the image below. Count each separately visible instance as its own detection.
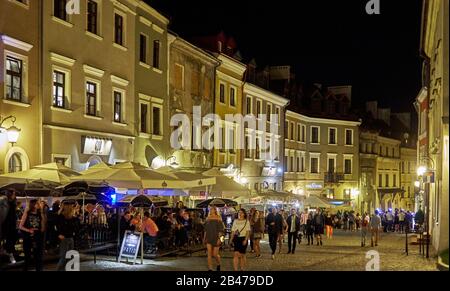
[417,166,426,177]
[0,115,21,145]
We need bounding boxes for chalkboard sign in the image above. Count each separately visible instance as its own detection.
[119,231,143,264]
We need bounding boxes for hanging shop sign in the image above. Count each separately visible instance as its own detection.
[82,136,112,156]
[261,166,277,176]
[306,182,323,190]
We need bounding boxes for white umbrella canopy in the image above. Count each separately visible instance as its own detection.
[304,195,333,208]
[155,166,216,188]
[79,161,111,175]
[255,190,295,201]
[190,168,250,198]
[73,162,199,189]
[0,162,80,185]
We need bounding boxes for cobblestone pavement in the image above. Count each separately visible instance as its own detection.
[65,230,437,271]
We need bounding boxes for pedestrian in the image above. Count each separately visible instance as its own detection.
[0,189,18,264]
[265,208,281,259]
[306,213,314,245]
[386,210,394,232]
[355,213,361,231]
[286,208,300,254]
[248,208,256,253]
[394,209,400,232]
[300,208,309,238]
[348,211,355,232]
[55,202,78,271]
[251,210,264,258]
[120,210,135,242]
[370,210,382,247]
[203,206,224,271]
[231,209,251,271]
[360,212,370,247]
[142,211,159,254]
[19,199,46,271]
[313,208,325,245]
[277,209,288,254]
[398,210,405,233]
[343,211,349,231]
[325,211,333,239]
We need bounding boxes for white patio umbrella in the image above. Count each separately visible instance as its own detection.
[304,195,333,208]
[155,166,216,189]
[74,162,202,190]
[189,168,250,198]
[0,162,80,185]
[79,161,111,175]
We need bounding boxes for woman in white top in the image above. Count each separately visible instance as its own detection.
[231,209,251,271]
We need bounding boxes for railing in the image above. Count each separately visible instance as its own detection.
[324,172,345,183]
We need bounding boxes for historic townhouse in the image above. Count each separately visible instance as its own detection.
[0,0,41,175]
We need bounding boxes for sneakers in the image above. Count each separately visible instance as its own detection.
[271,254,275,260]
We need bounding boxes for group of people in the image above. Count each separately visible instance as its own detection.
[0,189,90,271]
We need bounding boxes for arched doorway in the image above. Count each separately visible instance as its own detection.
[4,146,30,173]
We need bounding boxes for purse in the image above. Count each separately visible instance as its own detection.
[232,220,248,244]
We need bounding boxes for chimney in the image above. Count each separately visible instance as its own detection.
[366,101,378,119]
[377,108,391,126]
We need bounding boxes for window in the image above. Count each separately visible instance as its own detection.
[311,126,319,144]
[86,82,97,116]
[152,105,162,136]
[114,13,124,45]
[329,128,337,145]
[87,0,98,34]
[113,91,122,123]
[301,124,306,142]
[328,157,336,173]
[245,136,251,158]
[290,122,294,141]
[54,0,68,21]
[256,100,262,116]
[275,107,280,124]
[174,64,184,90]
[191,71,199,96]
[266,103,272,122]
[274,140,279,161]
[391,148,395,157]
[255,137,261,159]
[54,157,67,165]
[53,71,65,108]
[246,96,252,114]
[5,56,23,101]
[219,83,225,103]
[297,124,301,141]
[296,156,300,172]
[52,154,71,167]
[8,153,22,173]
[289,155,294,172]
[345,129,353,145]
[285,121,288,138]
[139,34,147,63]
[228,126,236,154]
[300,154,305,172]
[379,174,382,187]
[310,156,319,174]
[204,78,211,100]
[140,103,148,133]
[153,40,160,69]
[219,127,225,152]
[230,87,236,107]
[385,174,389,187]
[401,162,405,173]
[344,158,352,174]
[284,154,288,172]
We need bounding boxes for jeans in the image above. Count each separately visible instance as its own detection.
[268,232,278,255]
[23,233,44,271]
[287,232,297,253]
[144,235,157,253]
[56,238,75,271]
[361,228,368,245]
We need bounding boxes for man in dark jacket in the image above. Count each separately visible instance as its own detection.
[286,208,301,254]
[265,208,281,259]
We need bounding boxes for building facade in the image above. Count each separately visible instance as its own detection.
[417,0,448,253]
[285,110,361,207]
[400,146,417,211]
[168,33,219,172]
[0,0,41,175]
[241,82,288,194]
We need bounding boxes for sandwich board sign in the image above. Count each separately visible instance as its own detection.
[118,230,143,265]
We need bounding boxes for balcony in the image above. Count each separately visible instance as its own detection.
[324,172,345,183]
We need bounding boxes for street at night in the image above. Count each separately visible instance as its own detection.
[0,0,448,279]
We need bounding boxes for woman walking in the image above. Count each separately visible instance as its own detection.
[231,209,251,271]
[313,208,324,246]
[19,199,46,271]
[325,212,333,239]
[55,202,78,271]
[203,207,224,271]
[251,210,264,258]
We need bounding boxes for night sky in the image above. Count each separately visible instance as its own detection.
[148,0,423,113]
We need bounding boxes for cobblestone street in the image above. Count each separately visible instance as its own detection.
[69,230,438,271]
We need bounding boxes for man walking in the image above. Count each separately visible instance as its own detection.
[300,208,309,238]
[370,210,382,247]
[265,208,282,259]
[286,208,300,254]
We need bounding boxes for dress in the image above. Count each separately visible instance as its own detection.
[204,218,224,246]
[231,219,251,254]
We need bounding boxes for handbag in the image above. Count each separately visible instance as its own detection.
[232,220,248,244]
